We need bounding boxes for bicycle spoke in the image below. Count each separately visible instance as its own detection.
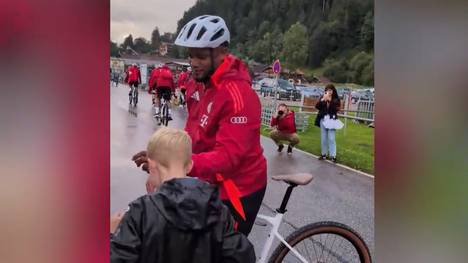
[302,237,313,262]
[324,235,337,263]
[295,237,311,263]
[310,235,319,262]
[334,238,344,262]
[320,234,328,261]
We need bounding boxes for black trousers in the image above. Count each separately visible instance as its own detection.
[222,186,266,236]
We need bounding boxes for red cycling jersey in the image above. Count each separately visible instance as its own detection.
[156,66,174,91]
[184,54,267,202]
[148,67,160,93]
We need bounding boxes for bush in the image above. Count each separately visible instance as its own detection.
[323,58,350,83]
[360,61,374,86]
[349,52,373,84]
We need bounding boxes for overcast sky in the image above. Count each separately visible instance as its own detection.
[111,0,197,43]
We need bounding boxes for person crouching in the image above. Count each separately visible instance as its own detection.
[269,103,300,154]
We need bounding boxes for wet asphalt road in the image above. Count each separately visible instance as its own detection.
[110,83,374,259]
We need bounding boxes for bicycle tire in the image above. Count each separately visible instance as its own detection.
[161,103,169,126]
[133,94,138,106]
[268,221,371,263]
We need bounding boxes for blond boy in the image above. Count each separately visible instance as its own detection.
[110,128,255,263]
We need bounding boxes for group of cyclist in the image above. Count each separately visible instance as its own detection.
[123,61,192,121]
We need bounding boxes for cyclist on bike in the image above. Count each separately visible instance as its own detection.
[148,64,162,105]
[177,67,190,107]
[133,15,267,236]
[125,63,141,102]
[154,64,175,120]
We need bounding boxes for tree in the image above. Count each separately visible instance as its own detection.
[160,32,174,43]
[349,51,372,83]
[323,58,350,83]
[151,27,161,51]
[111,41,120,57]
[122,34,134,49]
[360,10,374,51]
[281,22,308,70]
[360,59,374,86]
[133,37,152,54]
[307,21,340,67]
[253,32,281,64]
[174,0,374,73]
[257,20,271,37]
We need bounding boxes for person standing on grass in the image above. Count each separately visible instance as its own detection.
[315,84,341,163]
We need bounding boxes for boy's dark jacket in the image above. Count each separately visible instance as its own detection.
[110,178,255,263]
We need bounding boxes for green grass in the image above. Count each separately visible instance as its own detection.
[262,115,374,174]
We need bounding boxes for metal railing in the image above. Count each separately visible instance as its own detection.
[259,93,374,132]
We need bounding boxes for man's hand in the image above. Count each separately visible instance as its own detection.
[110,211,126,234]
[132,150,149,173]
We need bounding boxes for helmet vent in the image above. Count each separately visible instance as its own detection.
[196,26,207,40]
[210,18,219,23]
[186,23,197,40]
[210,28,224,41]
[178,25,187,39]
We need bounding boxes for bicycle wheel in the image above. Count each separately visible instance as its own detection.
[133,93,138,106]
[161,103,169,126]
[269,221,371,263]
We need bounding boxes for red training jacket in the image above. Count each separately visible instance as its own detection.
[270,111,297,133]
[156,66,174,91]
[177,71,190,90]
[148,67,160,93]
[184,54,267,202]
[125,65,141,84]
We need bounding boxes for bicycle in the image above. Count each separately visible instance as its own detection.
[178,88,186,108]
[153,96,171,126]
[256,173,371,263]
[129,84,138,107]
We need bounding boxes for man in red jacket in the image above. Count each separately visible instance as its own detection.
[177,67,190,107]
[154,65,175,118]
[148,65,161,105]
[270,103,300,154]
[125,64,141,100]
[133,15,267,236]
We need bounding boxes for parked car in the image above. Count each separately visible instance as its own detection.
[258,78,301,101]
[351,89,373,103]
[277,79,301,101]
[296,84,324,97]
[336,86,351,99]
[258,78,276,96]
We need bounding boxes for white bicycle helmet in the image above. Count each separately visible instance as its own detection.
[174,15,230,48]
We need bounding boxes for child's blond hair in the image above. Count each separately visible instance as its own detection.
[146,127,192,168]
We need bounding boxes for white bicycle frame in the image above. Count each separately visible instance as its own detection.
[257,212,308,263]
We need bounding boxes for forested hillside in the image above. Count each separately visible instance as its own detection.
[176,0,374,85]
